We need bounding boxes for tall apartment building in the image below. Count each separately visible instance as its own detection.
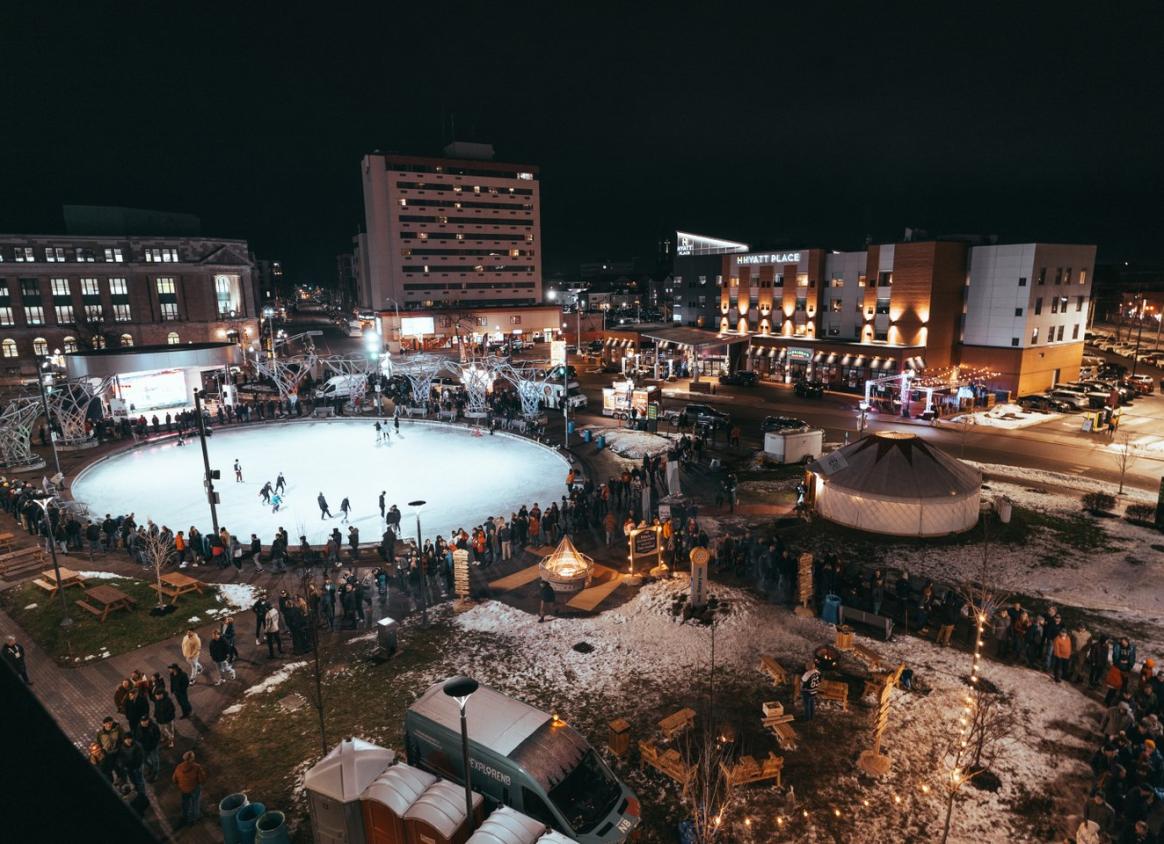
[714,235,1095,395]
[358,142,542,311]
[0,233,258,382]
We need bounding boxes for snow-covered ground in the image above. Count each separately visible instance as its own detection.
[72,420,569,543]
[946,403,1060,430]
[594,429,680,460]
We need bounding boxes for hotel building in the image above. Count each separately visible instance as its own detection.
[358,143,543,311]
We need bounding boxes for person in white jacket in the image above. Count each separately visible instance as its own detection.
[262,606,283,658]
[180,630,202,682]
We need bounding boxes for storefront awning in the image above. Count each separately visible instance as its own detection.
[882,358,897,370]
[841,354,853,366]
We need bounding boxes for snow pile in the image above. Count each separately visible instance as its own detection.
[969,461,1156,503]
[242,661,308,697]
[217,582,262,611]
[23,603,38,611]
[77,570,122,580]
[598,429,680,460]
[947,404,1059,430]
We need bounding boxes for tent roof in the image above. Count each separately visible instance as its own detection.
[362,763,437,815]
[638,326,749,349]
[303,738,395,802]
[466,806,546,844]
[809,432,980,499]
[404,781,483,837]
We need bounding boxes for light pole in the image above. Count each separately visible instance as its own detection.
[1131,292,1146,380]
[384,297,401,354]
[408,499,428,628]
[263,306,277,366]
[443,675,479,826]
[192,389,220,535]
[32,495,73,627]
[34,355,62,478]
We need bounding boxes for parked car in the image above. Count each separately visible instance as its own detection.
[762,415,809,433]
[1128,374,1155,394]
[683,403,731,428]
[718,370,759,386]
[1047,390,1088,410]
[1017,394,1071,413]
[794,379,825,398]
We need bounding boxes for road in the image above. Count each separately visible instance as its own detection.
[288,308,1164,494]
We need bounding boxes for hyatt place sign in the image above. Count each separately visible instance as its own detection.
[735,252,802,265]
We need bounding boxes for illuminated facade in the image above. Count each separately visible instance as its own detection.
[715,237,1096,395]
[359,143,543,310]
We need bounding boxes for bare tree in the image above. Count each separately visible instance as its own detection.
[1110,432,1140,495]
[682,731,737,844]
[138,527,176,610]
[958,504,1015,679]
[938,684,1016,844]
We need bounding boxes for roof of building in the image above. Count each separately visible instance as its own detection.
[637,326,750,348]
[808,432,981,499]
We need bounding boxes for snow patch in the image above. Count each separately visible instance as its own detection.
[76,570,122,580]
[948,403,1060,430]
[597,429,680,460]
[217,583,262,611]
[243,661,308,697]
[23,603,38,610]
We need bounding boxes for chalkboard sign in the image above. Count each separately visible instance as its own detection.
[633,529,659,556]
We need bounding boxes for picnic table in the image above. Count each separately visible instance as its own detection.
[76,584,136,622]
[658,707,696,739]
[0,531,14,551]
[721,752,784,788]
[33,567,88,595]
[153,572,206,601]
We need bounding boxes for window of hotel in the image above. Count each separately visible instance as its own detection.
[715,274,723,286]
[1038,268,1046,285]
[112,304,132,322]
[92,335,106,349]
[1072,324,1080,340]
[76,248,95,262]
[103,247,124,262]
[874,330,888,341]
[145,247,180,263]
[0,307,11,326]
[698,275,707,285]
[1057,325,1065,341]
[830,299,843,312]
[156,277,178,320]
[167,331,180,345]
[1076,295,1084,312]
[120,334,134,347]
[215,274,241,317]
[45,247,66,262]
[1079,270,1088,285]
[510,315,521,325]
[1018,276,1027,286]
[84,304,103,321]
[1011,338,1019,346]
[857,274,867,287]
[829,278,844,288]
[796,274,808,287]
[63,336,77,353]
[109,278,127,297]
[20,277,41,301]
[25,306,44,325]
[1031,327,1039,344]
[878,272,893,287]
[14,247,34,262]
[517,172,534,180]
[1034,297,1043,315]
[1054,268,1062,285]
[1015,307,1023,316]
[50,277,69,297]
[1065,267,1072,285]
[55,304,74,324]
[773,273,783,286]
[1,338,15,357]
[32,337,48,356]
[875,299,890,315]
[1051,297,1059,314]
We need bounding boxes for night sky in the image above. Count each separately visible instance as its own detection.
[2,5,1161,284]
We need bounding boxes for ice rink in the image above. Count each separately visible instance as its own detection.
[71,420,570,544]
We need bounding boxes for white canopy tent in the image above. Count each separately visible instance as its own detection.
[808,432,981,537]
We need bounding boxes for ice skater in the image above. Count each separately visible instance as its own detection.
[275,472,286,494]
[374,421,383,443]
[259,481,273,504]
[270,492,282,513]
[378,491,386,521]
[340,497,352,524]
[393,412,400,433]
[234,459,243,482]
[318,492,333,520]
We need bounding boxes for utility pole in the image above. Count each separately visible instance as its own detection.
[192,389,220,535]
[1131,292,1146,380]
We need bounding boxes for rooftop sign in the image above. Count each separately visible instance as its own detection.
[736,252,802,265]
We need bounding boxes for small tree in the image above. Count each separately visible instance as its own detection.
[682,731,736,844]
[138,527,175,610]
[938,684,1016,844]
[1110,432,1139,496]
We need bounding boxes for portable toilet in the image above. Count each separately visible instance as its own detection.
[535,833,574,844]
[361,763,438,844]
[466,806,545,844]
[403,780,484,844]
[304,738,397,844]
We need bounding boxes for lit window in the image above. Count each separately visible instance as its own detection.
[103,247,124,262]
[45,247,65,262]
[76,248,96,262]
[25,306,45,325]
[63,336,77,353]
[516,172,534,180]
[1,338,16,357]
[399,199,407,207]
[92,336,106,349]
[14,247,34,262]
[109,278,128,297]
[32,337,48,356]
[167,331,180,345]
[55,305,75,324]
[112,304,132,322]
[120,333,134,347]
[1079,270,1087,285]
[51,278,70,296]
[1031,327,1039,344]
[0,307,11,326]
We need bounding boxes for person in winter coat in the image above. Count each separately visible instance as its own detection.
[263,605,283,658]
[1113,638,1137,690]
[124,687,150,727]
[1052,629,1073,682]
[1106,664,1129,707]
[1083,790,1116,836]
[208,630,235,683]
[114,678,133,714]
[1070,624,1093,683]
[221,616,238,663]
[1101,697,1136,737]
[152,688,176,747]
[118,734,146,793]
[1089,636,1112,689]
[96,716,125,777]
[172,750,208,826]
[168,664,192,719]
[3,635,30,684]
[133,715,162,782]
[538,580,556,623]
[180,630,202,682]
[89,742,118,783]
[801,660,822,721]
[251,595,271,645]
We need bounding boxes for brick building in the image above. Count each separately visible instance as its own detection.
[0,233,258,382]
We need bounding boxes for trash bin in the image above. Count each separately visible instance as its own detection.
[596,434,606,449]
[255,810,291,844]
[236,802,266,844]
[582,429,592,443]
[376,616,398,656]
[219,793,249,844]
[567,420,575,435]
[821,594,841,625]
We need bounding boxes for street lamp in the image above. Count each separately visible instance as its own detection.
[442,675,479,825]
[384,297,401,353]
[262,306,277,365]
[408,499,428,627]
[192,389,220,535]
[31,495,72,627]
[34,355,62,478]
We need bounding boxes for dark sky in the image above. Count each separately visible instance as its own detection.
[2,4,1161,283]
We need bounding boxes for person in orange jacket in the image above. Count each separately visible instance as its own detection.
[1052,629,1072,683]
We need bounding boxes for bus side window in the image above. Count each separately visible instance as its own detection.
[502,787,510,806]
[521,787,558,829]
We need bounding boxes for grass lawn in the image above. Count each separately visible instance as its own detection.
[0,577,228,666]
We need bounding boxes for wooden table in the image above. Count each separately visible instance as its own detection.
[658,707,696,739]
[34,567,87,595]
[154,572,206,602]
[77,584,136,622]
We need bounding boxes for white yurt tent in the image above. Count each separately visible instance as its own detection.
[808,431,981,537]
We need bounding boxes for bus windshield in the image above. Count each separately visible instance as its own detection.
[547,749,623,834]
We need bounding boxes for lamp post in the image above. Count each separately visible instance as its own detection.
[384,297,401,354]
[32,495,73,627]
[34,355,62,478]
[262,306,277,366]
[442,675,479,826]
[192,389,220,535]
[1131,292,1146,380]
[408,499,428,628]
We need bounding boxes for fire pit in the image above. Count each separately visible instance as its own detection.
[539,537,595,596]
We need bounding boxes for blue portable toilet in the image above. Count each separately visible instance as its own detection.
[566,420,575,435]
[821,594,841,625]
[582,428,592,443]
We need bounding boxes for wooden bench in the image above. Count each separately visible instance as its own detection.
[658,707,696,740]
[638,740,696,792]
[0,547,46,579]
[75,599,104,618]
[818,679,850,712]
[0,545,42,563]
[838,605,894,641]
[762,714,799,751]
[758,655,788,685]
[851,643,885,672]
[721,752,784,788]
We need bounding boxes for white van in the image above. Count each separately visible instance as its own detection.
[314,374,367,401]
[543,380,588,409]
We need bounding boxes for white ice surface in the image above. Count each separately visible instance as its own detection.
[72,420,569,544]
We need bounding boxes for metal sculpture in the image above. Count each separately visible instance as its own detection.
[251,350,317,406]
[497,360,554,418]
[394,354,453,411]
[455,359,497,418]
[0,392,47,472]
[44,376,112,450]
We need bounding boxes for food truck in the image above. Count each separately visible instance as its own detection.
[601,380,659,419]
